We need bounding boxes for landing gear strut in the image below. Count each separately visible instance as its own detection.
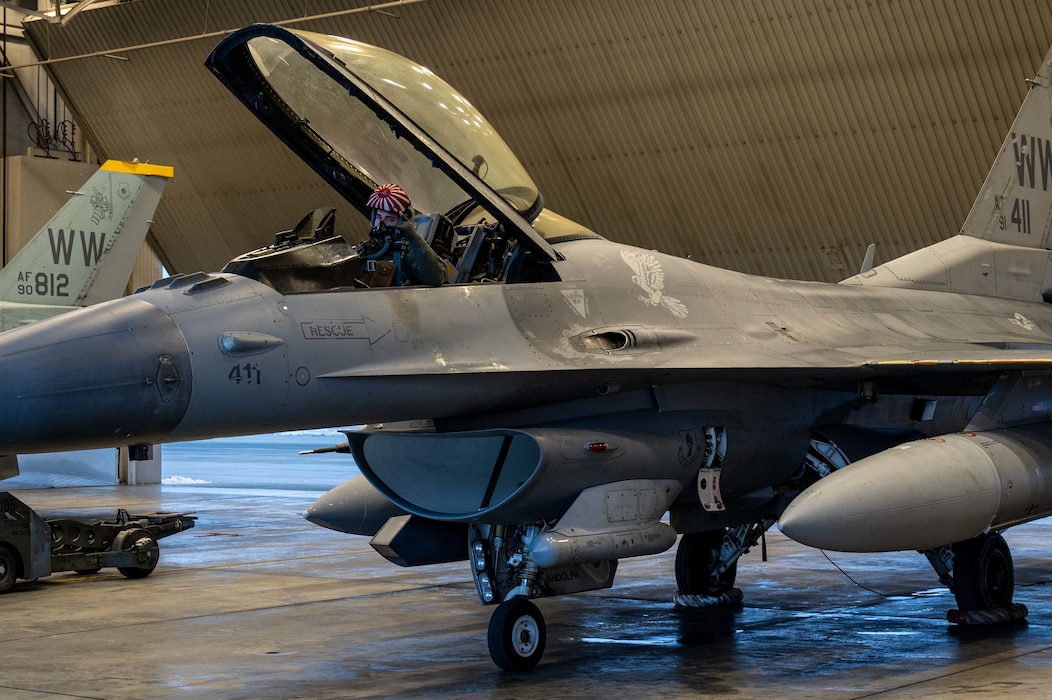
[487,596,546,671]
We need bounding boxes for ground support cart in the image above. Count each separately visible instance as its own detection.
[0,491,196,593]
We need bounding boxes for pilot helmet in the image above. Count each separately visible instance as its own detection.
[367,183,411,227]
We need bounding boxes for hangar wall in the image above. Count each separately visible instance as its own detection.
[18,0,1052,283]
[0,7,161,293]
[1,155,95,256]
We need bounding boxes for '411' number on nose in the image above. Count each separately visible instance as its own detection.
[228,363,261,385]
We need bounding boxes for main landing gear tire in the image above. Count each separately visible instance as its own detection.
[676,530,736,595]
[953,532,1014,611]
[488,597,546,671]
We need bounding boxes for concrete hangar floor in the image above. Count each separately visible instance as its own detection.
[4,455,1052,697]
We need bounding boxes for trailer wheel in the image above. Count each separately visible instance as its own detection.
[0,545,17,593]
[116,529,159,579]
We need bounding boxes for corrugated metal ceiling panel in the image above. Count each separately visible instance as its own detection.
[20,0,1052,282]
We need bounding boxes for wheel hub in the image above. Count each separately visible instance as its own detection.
[512,615,539,656]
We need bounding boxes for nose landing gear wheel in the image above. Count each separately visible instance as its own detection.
[488,597,546,671]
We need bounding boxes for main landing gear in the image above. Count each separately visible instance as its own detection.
[487,597,547,671]
[675,530,736,596]
[952,532,1014,611]
[674,523,770,606]
[925,531,1027,624]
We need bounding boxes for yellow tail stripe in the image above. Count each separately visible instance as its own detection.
[100,160,174,178]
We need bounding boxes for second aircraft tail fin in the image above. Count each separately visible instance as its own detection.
[0,160,172,319]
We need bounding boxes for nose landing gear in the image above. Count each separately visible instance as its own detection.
[487,596,547,671]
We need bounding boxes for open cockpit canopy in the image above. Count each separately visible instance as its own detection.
[206,23,556,262]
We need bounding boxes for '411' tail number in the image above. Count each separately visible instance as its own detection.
[228,363,261,385]
[1001,198,1032,234]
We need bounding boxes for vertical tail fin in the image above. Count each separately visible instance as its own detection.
[0,160,172,317]
[845,47,1052,300]
[961,49,1052,248]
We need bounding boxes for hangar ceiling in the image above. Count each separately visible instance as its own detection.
[20,0,1052,283]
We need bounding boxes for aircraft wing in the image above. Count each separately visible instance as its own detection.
[865,350,1052,369]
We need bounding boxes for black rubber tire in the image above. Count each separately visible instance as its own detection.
[487,597,546,671]
[116,529,159,579]
[675,530,736,595]
[0,545,17,593]
[953,532,1014,610]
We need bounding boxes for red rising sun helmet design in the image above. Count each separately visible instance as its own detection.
[367,184,411,215]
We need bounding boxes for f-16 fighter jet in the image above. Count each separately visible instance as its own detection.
[0,25,1051,669]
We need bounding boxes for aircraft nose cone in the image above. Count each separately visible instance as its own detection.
[305,475,406,537]
[0,298,192,453]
